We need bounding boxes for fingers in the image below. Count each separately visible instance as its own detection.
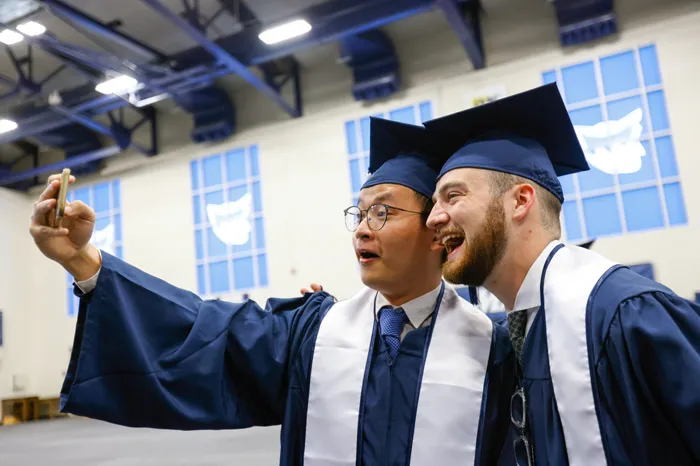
[31,198,57,226]
[64,200,95,222]
[29,224,69,242]
[38,179,60,203]
[300,283,324,295]
[39,174,76,203]
[46,173,76,185]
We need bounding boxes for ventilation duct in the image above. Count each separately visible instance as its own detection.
[551,0,617,46]
[174,86,236,143]
[339,30,400,101]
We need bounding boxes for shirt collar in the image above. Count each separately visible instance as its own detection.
[374,282,443,328]
[512,240,560,311]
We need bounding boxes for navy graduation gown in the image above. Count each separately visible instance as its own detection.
[504,263,700,465]
[61,252,514,465]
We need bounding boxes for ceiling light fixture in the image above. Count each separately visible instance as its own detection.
[258,19,311,45]
[16,21,46,36]
[0,119,18,133]
[0,29,23,45]
[95,75,139,95]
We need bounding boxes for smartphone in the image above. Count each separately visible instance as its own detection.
[54,168,71,228]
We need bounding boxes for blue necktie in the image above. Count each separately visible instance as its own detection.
[379,306,407,363]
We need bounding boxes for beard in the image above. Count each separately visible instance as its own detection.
[442,196,508,286]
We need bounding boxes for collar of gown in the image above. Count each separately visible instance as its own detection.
[374,282,443,328]
[512,240,561,312]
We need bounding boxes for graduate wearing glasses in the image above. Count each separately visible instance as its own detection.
[424,83,700,466]
[31,117,514,465]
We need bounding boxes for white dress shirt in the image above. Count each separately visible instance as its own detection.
[510,240,560,336]
[74,249,102,294]
[374,283,442,341]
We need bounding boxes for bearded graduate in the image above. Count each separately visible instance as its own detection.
[29,117,514,466]
[424,83,700,466]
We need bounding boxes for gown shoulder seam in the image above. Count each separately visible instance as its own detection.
[593,288,674,367]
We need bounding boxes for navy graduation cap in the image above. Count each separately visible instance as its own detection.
[361,117,439,199]
[423,83,589,203]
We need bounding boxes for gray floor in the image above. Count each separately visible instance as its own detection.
[0,417,281,465]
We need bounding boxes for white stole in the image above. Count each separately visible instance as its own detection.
[303,283,493,466]
[543,244,617,466]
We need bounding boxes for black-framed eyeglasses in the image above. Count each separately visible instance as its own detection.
[343,204,425,232]
[511,387,533,466]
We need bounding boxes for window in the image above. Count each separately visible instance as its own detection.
[344,101,434,204]
[190,145,268,296]
[543,44,687,242]
[66,179,123,317]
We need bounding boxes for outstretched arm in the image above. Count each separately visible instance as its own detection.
[61,251,332,430]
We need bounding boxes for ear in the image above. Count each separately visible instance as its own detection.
[429,231,445,252]
[511,184,536,222]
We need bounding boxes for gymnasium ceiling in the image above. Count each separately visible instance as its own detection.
[0,0,619,188]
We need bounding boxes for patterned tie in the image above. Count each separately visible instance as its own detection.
[379,306,407,363]
[508,309,529,364]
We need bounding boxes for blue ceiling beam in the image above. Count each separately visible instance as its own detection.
[0,18,177,107]
[48,105,153,155]
[0,37,88,105]
[0,63,230,145]
[216,0,302,87]
[36,34,142,78]
[0,72,23,100]
[0,20,114,84]
[0,0,444,147]
[37,0,168,62]
[435,0,484,69]
[139,0,300,117]
[0,145,121,187]
[0,73,16,87]
[172,0,435,68]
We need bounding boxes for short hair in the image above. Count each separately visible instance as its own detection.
[487,171,562,237]
[413,191,434,224]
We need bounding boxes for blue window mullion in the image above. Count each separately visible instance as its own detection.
[633,47,670,228]
[557,65,589,241]
[198,159,210,296]
[572,174,588,241]
[247,146,260,290]
[593,57,628,235]
[355,115,365,200]
[219,151,235,295]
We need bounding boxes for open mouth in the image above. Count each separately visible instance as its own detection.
[357,249,380,264]
[441,234,465,259]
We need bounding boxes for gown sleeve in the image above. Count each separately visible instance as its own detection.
[60,252,333,431]
[601,290,700,462]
